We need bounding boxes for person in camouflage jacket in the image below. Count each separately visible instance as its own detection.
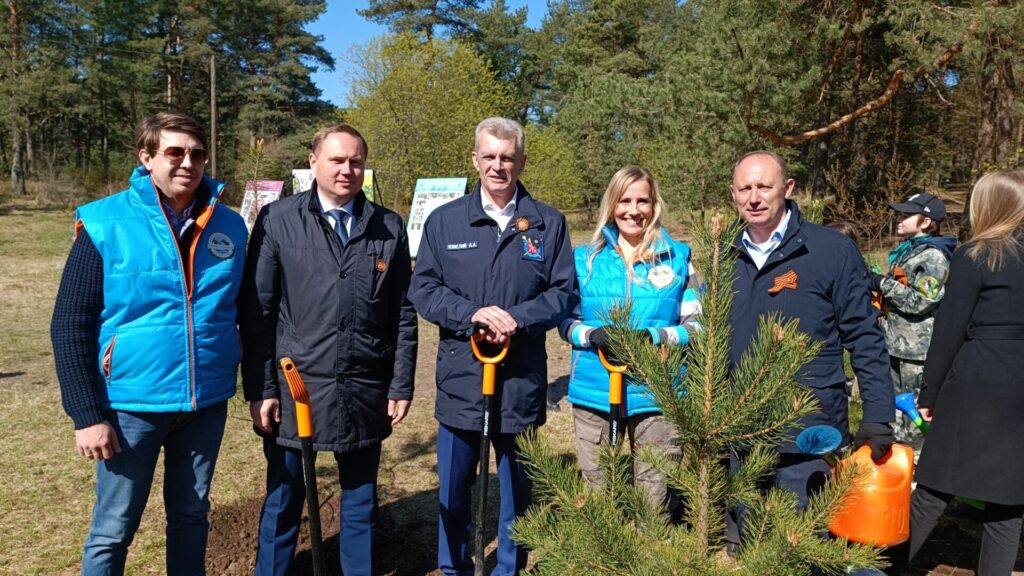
[870,192,957,451]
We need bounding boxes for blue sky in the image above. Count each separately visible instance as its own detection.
[307,0,549,107]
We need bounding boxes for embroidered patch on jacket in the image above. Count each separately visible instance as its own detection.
[515,217,530,232]
[915,275,941,300]
[521,235,544,261]
[375,259,388,273]
[207,232,235,260]
[768,269,798,294]
[446,241,478,250]
[647,264,675,289]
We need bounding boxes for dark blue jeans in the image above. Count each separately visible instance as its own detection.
[254,438,381,576]
[81,401,228,576]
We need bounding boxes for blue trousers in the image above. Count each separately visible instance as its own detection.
[254,438,381,576]
[437,423,532,576]
[82,401,228,576]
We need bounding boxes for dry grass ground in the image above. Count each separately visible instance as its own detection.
[0,201,1015,575]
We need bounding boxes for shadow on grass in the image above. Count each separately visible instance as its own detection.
[547,374,569,409]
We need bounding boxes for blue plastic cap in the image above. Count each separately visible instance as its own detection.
[795,425,843,456]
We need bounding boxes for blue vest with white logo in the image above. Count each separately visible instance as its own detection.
[76,165,247,412]
[568,227,693,416]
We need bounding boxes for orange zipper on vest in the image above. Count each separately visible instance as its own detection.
[157,189,216,411]
[184,204,216,410]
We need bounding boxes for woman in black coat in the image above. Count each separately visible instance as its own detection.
[909,170,1024,575]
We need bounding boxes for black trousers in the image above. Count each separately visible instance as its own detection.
[909,484,1024,576]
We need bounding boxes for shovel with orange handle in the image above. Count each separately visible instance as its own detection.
[280,358,326,576]
[470,331,511,576]
[598,348,628,447]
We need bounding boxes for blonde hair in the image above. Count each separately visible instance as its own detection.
[587,166,667,275]
[966,170,1024,270]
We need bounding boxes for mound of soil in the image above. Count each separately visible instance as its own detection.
[207,486,448,575]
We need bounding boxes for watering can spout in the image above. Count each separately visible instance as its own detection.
[895,392,929,433]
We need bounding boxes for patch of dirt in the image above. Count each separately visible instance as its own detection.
[207,478,506,575]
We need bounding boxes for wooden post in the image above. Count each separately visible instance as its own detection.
[209,55,217,179]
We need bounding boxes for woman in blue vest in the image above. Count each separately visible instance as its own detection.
[560,165,701,513]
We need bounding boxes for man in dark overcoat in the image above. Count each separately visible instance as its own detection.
[240,125,417,576]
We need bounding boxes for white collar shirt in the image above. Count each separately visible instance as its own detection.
[741,208,791,269]
[481,187,518,232]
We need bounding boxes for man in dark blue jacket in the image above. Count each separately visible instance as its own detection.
[409,117,576,576]
[241,125,417,576]
[727,151,895,523]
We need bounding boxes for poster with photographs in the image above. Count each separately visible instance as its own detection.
[291,168,375,201]
[407,177,467,258]
[239,180,284,232]
[291,169,315,195]
[362,169,375,202]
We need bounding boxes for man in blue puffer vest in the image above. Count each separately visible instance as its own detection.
[51,112,247,576]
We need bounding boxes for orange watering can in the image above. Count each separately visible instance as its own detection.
[797,425,912,546]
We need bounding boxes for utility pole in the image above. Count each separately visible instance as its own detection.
[209,54,217,179]
[9,0,26,194]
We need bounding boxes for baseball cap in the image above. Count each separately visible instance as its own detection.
[889,192,946,222]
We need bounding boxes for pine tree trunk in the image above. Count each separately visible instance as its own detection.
[973,40,1016,170]
[25,123,33,178]
[11,128,25,195]
[965,33,1016,242]
[696,458,710,556]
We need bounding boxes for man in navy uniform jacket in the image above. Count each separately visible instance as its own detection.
[409,117,577,576]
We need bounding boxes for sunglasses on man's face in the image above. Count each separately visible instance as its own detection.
[157,146,209,166]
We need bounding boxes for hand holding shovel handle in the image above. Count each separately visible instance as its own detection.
[470,333,510,576]
[598,348,627,447]
[280,358,327,576]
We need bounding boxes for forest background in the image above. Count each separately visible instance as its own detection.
[2,2,1022,574]
[2,0,1022,242]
